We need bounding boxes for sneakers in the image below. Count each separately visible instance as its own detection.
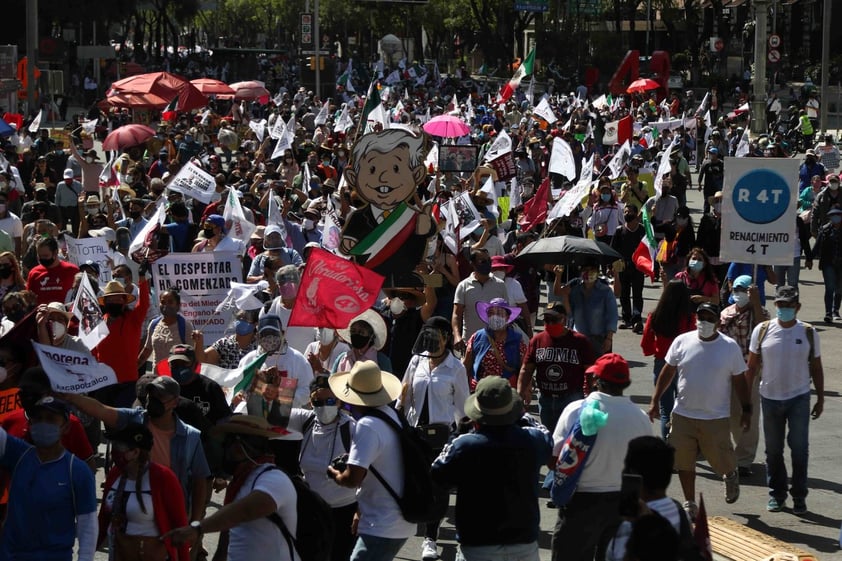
[737,465,753,478]
[632,322,644,335]
[767,497,785,512]
[724,470,740,504]
[683,500,699,521]
[421,538,438,561]
[834,312,842,321]
[793,498,808,515]
[825,313,833,323]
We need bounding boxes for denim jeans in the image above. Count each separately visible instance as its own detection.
[540,392,583,489]
[350,535,408,561]
[457,541,539,561]
[774,257,801,289]
[821,264,842,314]
[761,392,811,501]
[653,358,676,440]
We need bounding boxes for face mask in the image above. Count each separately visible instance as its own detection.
[389,298,407,316]
[65,179,73,186]
[172,366,194,384]
[259,334,282,353]
[0,265,12,279]
[319,328,335,345]
[831,182,840,191]
[776,307,797,322]
[145,396,167,418]
[86,157,94,163]
[475,261,492,275]
[350,333,372,350]
[129,211,142,220]
[832,215,842,225]
[279,282,298,299]
[546,323,565,338]
[713,203,722,213]
[601,193,612,202]
[104,303,124,317]
[522,187,534,197]
[303,219,314,230]
[29,422,62,448]
[697,320,717,338]
[583,271,598,283]
[39,257,55,268]
[203,227,216,239]
[314,405,339,425]
[733,292,750,308]
[50,321,66,341]
[676,217,689,227]
[5,309,24,323]
[487,315,507,331]
[235,320,254,336]
[86,207,99,216]
[264,236,283,250]
[688,259,704,272]
[623,214,636,223]
[159,305,178,317]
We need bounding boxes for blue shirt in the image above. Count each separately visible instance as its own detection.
[568,279,619,337]
[0,432,96,561]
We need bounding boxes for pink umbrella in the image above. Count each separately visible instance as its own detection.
[423,115,471,138]
[190,78,235,95]
[228,80,271,101]
[102,124,156,151]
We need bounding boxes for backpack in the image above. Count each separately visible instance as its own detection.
[363,406,450,524]
[148,314,187,343]
[755,320,815,362]
[252,465,335,561]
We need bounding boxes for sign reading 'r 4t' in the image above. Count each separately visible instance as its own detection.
[731,169,791,224]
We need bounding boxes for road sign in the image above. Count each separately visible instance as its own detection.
[768,49,781,63]
[768,34,781,48]
[300,13,314,49]
[721,158,799,266]
[710,37,724,52]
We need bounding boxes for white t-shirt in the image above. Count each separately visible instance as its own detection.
[552,393,652,493]
[0,213,23,239]
[503,276,527,306]
[104,472,157,537]
[228,465,299,561]
[238,346,314,407]
[666,331,747,420]
[347,406,416,539]
[749,319,820,401]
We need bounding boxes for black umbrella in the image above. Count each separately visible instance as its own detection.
[515,235,622,267]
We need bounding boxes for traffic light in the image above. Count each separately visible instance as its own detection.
[308,56,325,70]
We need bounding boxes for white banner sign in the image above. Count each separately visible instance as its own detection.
[721,158,800,266]
[72,273,109,350]
[33,341,117,393]
[65,234,113,286]
[152,251,243,344]
[167,161,217,204]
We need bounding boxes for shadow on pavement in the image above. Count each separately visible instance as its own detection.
[738,513,841,553]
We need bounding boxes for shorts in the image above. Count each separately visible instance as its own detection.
[668,412,736,475]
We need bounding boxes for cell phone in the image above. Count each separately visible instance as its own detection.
[284,187,292,199]
[619,473,643,518]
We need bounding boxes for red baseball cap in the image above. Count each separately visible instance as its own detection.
[586,353,630,385]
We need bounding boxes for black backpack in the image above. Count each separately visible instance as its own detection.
[363,406,450,524]
[252,466,335,561]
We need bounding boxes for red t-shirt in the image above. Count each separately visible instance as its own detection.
[93,277,151,383]
[524,330,596,396]
[26,260,80,305]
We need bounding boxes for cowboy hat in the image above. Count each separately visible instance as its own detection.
[210,414,290,439]
[464,376,524,426]
[328,360,402,407]
[476,297,521,325]
[98,280,136,305]
[337,309,388,351]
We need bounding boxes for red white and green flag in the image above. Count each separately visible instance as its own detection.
[162,97,178,121]
[497,48,536,104]
[632,204,658,280]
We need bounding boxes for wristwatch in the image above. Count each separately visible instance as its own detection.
[190,521,204,536]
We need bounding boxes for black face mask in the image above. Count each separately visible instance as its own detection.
[0,265,12,279]
[203,228,215,239]
[103,303,124,317]
[39,257,55,268]
[18,390,40,411]
[350,333,372,350]
[129,211,142,220]
[145,396,167,418]
[221,445,243,476]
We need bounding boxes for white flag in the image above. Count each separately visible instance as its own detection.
[479,175,498,218]
[483,129,513,162]
[81,119,97,135]
[129,199,167,256]
[525,77,535,106]
[268,192,283,227]
[98,152,118,187]
[248,119,267,142]
[34,342,117,393]
[549,171,594,221]
[333,105,352,133]
[424,142,439,173]
[72,273,109,350]
[548,137,576,180]
[223,188,256,242]
[28,110,42,133]
[735,126,750,158]
[533,96,557,124]
[653,138,679,198]
[606,140,631,179]
[269,113,286,140]
[695,91,710,117]
[510,177,521,210]
[384,70,401,85]
[314,101,330,126]
[366,104,389,133]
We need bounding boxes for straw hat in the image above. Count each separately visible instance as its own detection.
[337,309,388,351]
[98,280,136,305]
[328,360,402,407]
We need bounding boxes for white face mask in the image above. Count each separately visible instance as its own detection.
[493,270,506,280]
[85,157,94,163]
[733,292,750,308]
[314,405,339,425]
[50,320,66,341]
[302,218,314,230]
[487,315,507,331]
[698,320,717,339]
[389,298,407,316]
[831,182,840,191]
[319,328,335,346]
[86,206,99,216]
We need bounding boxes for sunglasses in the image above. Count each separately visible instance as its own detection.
[312,398,337,407]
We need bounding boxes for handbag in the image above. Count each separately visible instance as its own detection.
[110,473,169,561]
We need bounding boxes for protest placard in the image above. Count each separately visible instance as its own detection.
[64,234,113,285]
[33,342,118,393]
[0,388,20,421]
[166,161,218,204]
[72,273,109,350]
[152,251,243,344]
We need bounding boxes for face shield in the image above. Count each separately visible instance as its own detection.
[411,326,447,359]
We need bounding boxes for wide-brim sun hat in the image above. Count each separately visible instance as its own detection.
[210,414,292,439]
[337,309,388,351]
[476,297,521,325]
[464,376,524,426]
[328,360,402,407]
[98,280,136,305]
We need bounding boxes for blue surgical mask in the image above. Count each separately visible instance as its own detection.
[601,193,612,202]
[831,215,842,225]
[29,422,62,448]
[235,320,254,336]
[688,259,703,272]
[776,307,797,322]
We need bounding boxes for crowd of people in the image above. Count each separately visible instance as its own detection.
[0,59,831,561]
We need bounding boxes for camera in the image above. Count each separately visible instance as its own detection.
[327,453,349,479]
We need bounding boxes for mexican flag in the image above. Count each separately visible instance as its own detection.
[231,352,270,395]
[361,81,382,125]
[497,48,536,104]
[162,97,178,122]
[632,204,658,280]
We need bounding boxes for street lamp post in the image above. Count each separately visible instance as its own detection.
[820,0,831,134]
[751,0,769,135]
[26,0,38,115]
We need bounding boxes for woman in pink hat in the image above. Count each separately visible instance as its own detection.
[463,298,528,390]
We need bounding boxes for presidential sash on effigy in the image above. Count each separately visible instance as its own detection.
[350,202,418,269]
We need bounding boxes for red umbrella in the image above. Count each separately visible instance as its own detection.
[228,80,271,101]
[102,124,156,151]
[108,71,208,111]
[422,115,471,138]
[190,78,235,96]
[626,78,662,93]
